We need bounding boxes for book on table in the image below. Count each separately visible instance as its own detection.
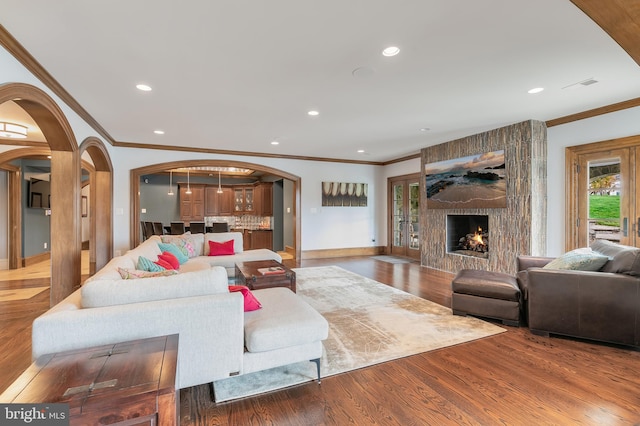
[257,266,286,275]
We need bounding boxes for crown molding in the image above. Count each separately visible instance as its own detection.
[113,140,384,166]
[546,97,640,128]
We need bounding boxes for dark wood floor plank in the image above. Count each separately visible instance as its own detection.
[2,256,640,425]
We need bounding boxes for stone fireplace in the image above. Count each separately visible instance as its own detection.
[447,214,489,258]
[421,120,547,275]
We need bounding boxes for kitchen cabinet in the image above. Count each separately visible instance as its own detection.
[249,230,273,250]
[179,183,205,222]
[233,187,254,214]
[205,186,233,216]
[242,229,251,250]
[254,182,273,216]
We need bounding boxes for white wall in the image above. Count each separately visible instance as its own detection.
[547,106,640,256]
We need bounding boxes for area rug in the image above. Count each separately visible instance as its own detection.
[212,265,505,402]
[371,255,412,264]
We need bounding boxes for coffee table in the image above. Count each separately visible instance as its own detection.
[235,259,296,293]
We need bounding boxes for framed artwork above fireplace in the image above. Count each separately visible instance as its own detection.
[425,149,506,209]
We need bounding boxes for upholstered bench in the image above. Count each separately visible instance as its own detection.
[242,287,329,381]
[451,269,522,326]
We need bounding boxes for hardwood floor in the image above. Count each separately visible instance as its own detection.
[1,256,639,425]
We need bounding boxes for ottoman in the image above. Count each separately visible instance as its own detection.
[451,269,522,326]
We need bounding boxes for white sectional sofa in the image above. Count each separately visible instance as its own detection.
[31,233,329,390]
[83,232,281,282]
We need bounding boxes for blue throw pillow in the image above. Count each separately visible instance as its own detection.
[137,255,165,272]
[157,243,189,264]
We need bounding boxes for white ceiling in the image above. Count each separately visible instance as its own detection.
[1,0,640,162]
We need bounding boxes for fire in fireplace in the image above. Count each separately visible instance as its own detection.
[446,215,489,258]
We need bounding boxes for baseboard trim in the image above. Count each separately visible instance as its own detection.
[23,251,50,267]
[301,246,385,260]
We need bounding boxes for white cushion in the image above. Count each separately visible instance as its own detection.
[196,249,282,270]
[81,266,229,308]
[243,288,328,353]
[126,236,162,262]
[178,259,211,273]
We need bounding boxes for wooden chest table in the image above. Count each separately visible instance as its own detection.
[0,335,179,426]
[235,259,296,293]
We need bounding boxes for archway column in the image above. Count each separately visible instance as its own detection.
[7,167,21,270]
[92,170,112,272]
[50,150,81,304]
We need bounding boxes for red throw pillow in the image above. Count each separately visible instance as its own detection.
[228,285,262,311]
[158,251,180,270]
[154,258,174,270]
[208,239,234,256]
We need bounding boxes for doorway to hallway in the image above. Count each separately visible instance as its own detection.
[388,174,421,260]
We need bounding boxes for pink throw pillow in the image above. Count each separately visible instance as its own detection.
[208,239,234,256]
[158,251,180,269]
[228,285,262,311]
[154,258,174,270]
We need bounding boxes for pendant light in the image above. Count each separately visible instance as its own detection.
[167,170,174,196]
[185,168,192,194]
[217,170,223,194]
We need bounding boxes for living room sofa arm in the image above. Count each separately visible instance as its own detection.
[32,290,245,389]
[527,268,640,346]
[517,255,554,272]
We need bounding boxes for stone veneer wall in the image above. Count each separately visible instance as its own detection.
[421,120,547,275]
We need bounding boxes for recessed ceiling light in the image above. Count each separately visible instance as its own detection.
[420,127,430,132]
[382,46,400,57]
[527,87,544,94]
[154,130,165,135]
[271,140,279,145]
[136,84,152,91]
[308,110,319,116]
[357,149,365,153]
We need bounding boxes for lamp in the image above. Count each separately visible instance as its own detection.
[185,169,192,194]
[0,122,27,139]
[167,170,174,196]
[217,170,223,194]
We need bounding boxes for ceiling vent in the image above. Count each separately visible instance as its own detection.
[580,78,598,86]
[562,78,599,90]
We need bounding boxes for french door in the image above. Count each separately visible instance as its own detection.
[567,137,640,249]
[388,174,421,259]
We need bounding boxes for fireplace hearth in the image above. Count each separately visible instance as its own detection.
[447,215,489,258]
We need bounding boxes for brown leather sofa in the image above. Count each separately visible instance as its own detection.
[517,239,640,348]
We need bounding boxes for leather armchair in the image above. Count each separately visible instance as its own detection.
[518,240,640,348]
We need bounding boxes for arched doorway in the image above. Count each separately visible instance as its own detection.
[131,159,301,259]
[0,147,51,270]
[79,137,113,274]
[0,83,80,306]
